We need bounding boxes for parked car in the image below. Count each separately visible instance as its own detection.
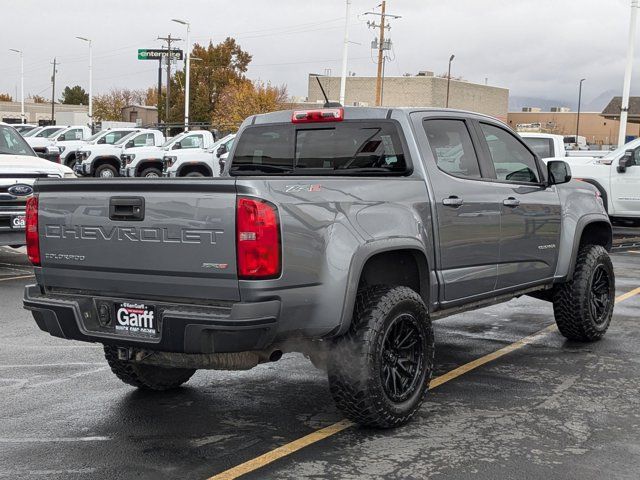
[47,127,138,169]
[163,133,235,177]
[544,137,640,222]
[26,125,90,160]
[24,125,68,155]
[121,130,212,178]
[0,123,74,248]
[75,129,164,178]
[23,107,614,429]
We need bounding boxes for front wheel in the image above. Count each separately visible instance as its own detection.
[140,167,162,178]
[94,164,118,178]
[328,286,434,428]
[104,346,195,390]
[553,244,615,341]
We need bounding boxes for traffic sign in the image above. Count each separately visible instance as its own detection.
[138,49,183,61]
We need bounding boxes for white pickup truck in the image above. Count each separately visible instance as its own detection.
[75,129,164,178]
[42,126,93,165]
[120,130,216,178]
[24,125,69,155]
[545,139,640,222]
[162,133,235,177]
[519,132,608,160]
[47,127,138,169]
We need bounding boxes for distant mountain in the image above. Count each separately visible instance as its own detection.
[509,90,618,113]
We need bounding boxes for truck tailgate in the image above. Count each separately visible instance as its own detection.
[36,179,239,302]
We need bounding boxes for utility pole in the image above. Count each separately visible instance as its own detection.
[50,58,58,124]
[157,58,163,122]
[618,0,639,147]
[158,34,181,126]
[76,37,92,130]
[339,0,351,106]
[365,2,400,106]
[576,78,586,141]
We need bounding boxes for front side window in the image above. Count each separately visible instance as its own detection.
[423,119,482,179]
[179,134,204,149]
[480,123,540,183]
[103,130,130,144]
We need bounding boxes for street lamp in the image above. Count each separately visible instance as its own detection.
[172,18,190,132]
[446,54,455,108]
[576,78,586,144]
[76,37,93,131]
[9,49,24,123]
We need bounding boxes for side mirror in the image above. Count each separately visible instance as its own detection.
[618,150,634,173]
[547,160,572,185]
[126,140,134,149]
[216,145,227,157]
[173,142,182,150]
[97,137,106,144]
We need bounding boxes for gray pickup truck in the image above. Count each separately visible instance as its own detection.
[23,107,614,428]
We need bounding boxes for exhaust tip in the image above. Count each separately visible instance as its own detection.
[269,350,283,362]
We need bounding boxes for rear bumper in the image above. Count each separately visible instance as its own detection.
[0,229,25,247]
[23,285,281,354]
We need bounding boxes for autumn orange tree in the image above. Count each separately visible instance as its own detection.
[93,88,148,121]
[213,80,288,132]
[0,93,12,102]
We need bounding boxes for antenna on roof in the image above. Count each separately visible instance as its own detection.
[315,75,342,108]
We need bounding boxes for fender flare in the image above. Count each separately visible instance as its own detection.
[91,156,120,174]
[136,159,163,176]
[335,237,433,336]
[560,213,612,281]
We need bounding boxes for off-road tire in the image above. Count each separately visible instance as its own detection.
[553,244,615,341]
[104,346,195,390]
[94,164,118,178]
[140,167,162,178]
[327,286,434,428]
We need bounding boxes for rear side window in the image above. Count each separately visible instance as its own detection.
[179,134,204,149]
[231,121,408,175]
[480,123,540,183]
[423,119,482,179]
[133,133,154,147]
[522,137,554,158]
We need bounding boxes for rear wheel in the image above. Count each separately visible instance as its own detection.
[65,155,77,170]
[328,286,434,428]
[553,244,615,341]
[140,167,162,178]
[104,346,195,390]
[95,164,118,178]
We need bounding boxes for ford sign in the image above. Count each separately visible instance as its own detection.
[7,184,34,197]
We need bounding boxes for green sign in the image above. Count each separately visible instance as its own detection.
[138,49,183,61]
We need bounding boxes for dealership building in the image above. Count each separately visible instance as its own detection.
[305,72,509,122]
[0,100,89,125]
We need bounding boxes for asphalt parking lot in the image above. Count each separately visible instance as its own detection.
[1,244,640,479]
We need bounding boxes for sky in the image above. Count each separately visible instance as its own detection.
[0,0,637,108]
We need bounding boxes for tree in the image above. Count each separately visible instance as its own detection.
[162,38,252,124]
[212,80,288,131]
[60,85,89,105]
[93,88,147,121]
[31,94,47,103]
[0,93,12,102]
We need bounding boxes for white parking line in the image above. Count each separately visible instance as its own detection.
[0,436,110,443]
[0,362,106,369]
[0,274,34,282]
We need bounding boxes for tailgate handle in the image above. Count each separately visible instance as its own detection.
[109,197,145,221]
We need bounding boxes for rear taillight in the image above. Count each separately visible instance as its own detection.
[25,195,40,266]
[236,197,281,279]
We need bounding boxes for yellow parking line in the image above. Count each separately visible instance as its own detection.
[0,274,34,283]
[208,286,640,480]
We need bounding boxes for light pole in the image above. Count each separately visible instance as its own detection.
[76,37,92,130]
[576,78,586,143]
[9,49,24,123]
[339,0,351,106]
[618,0,639,147]
[446,54,455,108]
[172,18,190,132]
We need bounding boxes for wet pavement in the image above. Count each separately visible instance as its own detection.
[0,246,639,479]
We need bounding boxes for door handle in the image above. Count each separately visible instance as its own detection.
[442,196,464,207]
[503,197,520,207]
